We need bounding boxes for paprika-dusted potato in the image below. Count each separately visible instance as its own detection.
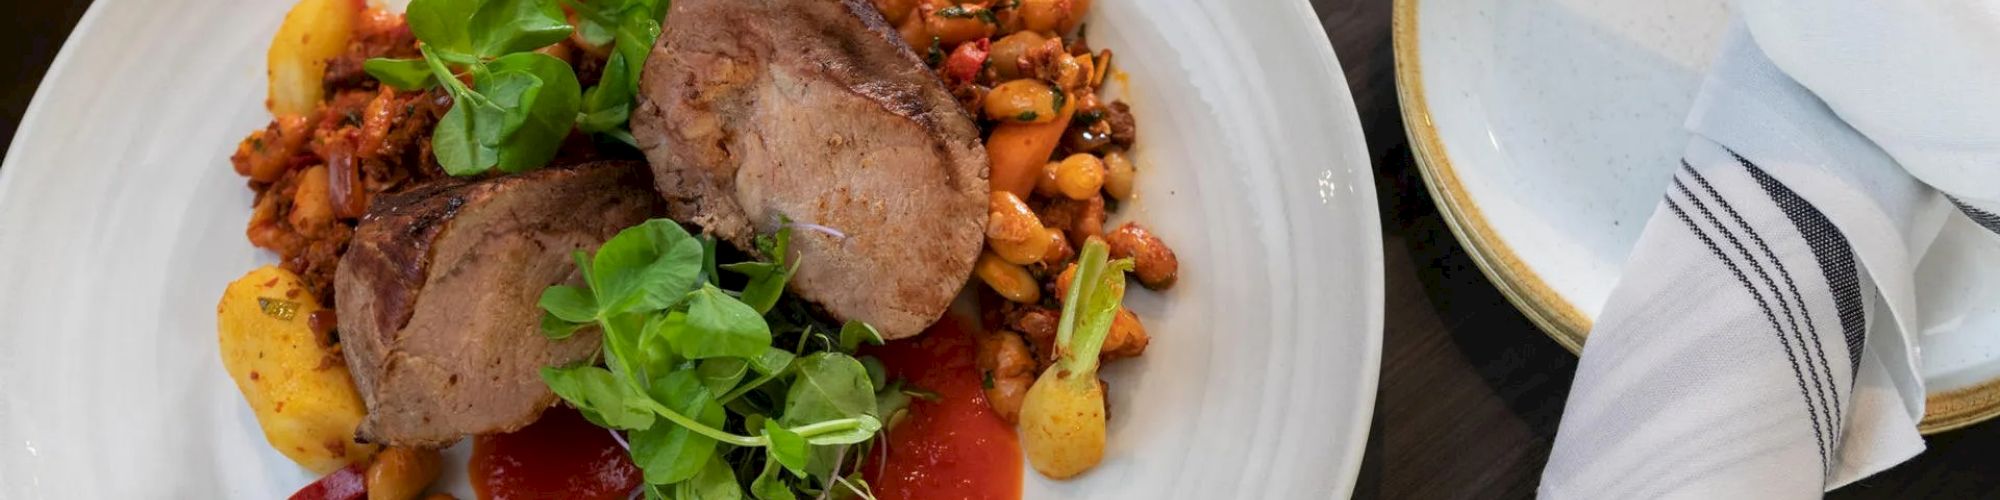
[267,0,361,115]
[218,266,377,473]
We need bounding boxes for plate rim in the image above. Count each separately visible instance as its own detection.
[1301,0,1386,491]
[1389,0,2000,434]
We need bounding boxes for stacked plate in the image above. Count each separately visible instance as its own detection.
[1395,0,2000,433]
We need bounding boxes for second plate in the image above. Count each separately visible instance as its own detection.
[1395,0,2000,433]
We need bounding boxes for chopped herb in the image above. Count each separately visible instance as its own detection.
[1075,108,1107,126]
[926,37,945,66]
[1050,82,1067,113]
[256,297,299,320]
[936,5,998,24]
[1014,110,1039,122]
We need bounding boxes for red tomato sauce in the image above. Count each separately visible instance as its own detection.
[470,406,642,500]
[861,317,1024,500]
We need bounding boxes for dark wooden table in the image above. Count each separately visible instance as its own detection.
[5,1,1998,498]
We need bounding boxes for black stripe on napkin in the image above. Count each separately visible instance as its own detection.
[1665,194,1831,476]
[1950,196,2000,236]
[1682,163,1846,430]
[1734,153,1865,379]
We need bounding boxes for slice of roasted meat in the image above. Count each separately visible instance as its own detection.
[632,0,989,340]
[334,161,663,447]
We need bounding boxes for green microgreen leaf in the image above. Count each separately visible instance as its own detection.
[468,69,538,146]
[674,285,773,359]
[837,321,884,352]
[432,100,498,175]
[363,58,437,90]
[750,347,796,376]
[406,0,477,53]
[696,357,749,397]
[756,224,793,263]
[875,381,913,430]
[539,312,587,339]
[541,365,654,430]
[482,52,581,173]
[578,51,635,134]
[539,285,597,323]
[763,420,809,477]
[591,219,704,315]
[630,370,724,484]
[576,11,618,47]
[751,452,798,500]
[779,353,877,427]
[721,260,794,315]
[699,235,721,286]
[614,9,663,94]
[859,357,887,393]
[600,311,654,382]
[573,250,596,290]
[633,0,670,22]
[637,311,688,377]
[469,0,573,56]
[796,415,882,446]
[720,347,796,404]
[685,456,745,499]
[805,444,843,482]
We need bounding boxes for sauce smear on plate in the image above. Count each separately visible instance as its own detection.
[470,406,641,500]
[862,318,1024,500]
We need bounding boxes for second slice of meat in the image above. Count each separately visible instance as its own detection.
[632,0,989,340]
[335,161,663,447]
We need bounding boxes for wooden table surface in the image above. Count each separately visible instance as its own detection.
[5,1,1999,498]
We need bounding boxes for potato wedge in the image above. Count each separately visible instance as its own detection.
[218,266,377,473]
[268,0,362,115]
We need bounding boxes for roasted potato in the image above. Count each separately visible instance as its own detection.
[268,0,361,116]
[218,266,377,473]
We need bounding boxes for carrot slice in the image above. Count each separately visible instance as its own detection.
[986,98,1076,197]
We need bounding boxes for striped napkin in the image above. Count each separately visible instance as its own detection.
[1539,1,2000,496]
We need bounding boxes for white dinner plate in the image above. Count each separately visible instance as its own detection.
[1396,0,2000,432]
[0,0,1382,497]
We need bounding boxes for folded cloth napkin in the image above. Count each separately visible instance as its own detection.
[1540,2,2000,496]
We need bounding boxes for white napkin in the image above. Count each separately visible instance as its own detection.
[1539,1,2000,496]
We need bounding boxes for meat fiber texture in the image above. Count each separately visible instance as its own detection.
[633,0,990,340]
[335,161,663,447]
